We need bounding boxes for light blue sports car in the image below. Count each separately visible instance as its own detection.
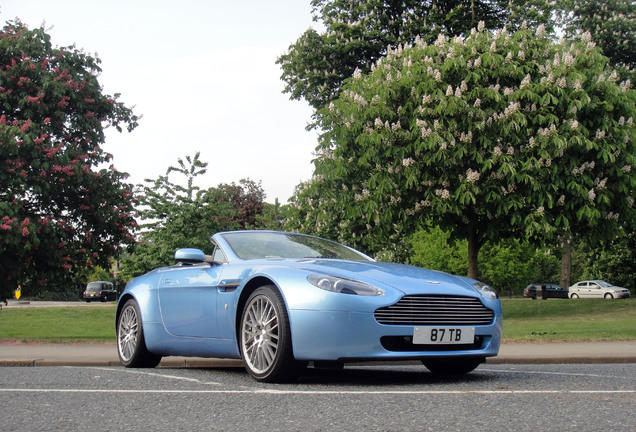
[116,230,502,382]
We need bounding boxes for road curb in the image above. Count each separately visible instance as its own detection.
[1,357,635,368]
[486,356,636,365]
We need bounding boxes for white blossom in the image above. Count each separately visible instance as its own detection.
[402,157,415,167]
[521,74,531,88]
[466,168,480,182]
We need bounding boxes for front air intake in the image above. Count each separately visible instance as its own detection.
[374,295,495,326]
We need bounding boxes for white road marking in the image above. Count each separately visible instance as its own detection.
[84,366,223,386]
[479,368,616,379]
[0,388,634,395]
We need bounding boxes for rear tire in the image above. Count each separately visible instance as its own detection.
[239,285,302,382]
[423,357,483,375]
[117,299,162,368]
[570,293,579,299]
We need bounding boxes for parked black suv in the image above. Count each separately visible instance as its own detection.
[83,281,117,302]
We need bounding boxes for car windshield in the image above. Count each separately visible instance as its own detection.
[220,232,373,261]
[597,281,612,287]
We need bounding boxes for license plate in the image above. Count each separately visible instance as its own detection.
[413,327,475,345]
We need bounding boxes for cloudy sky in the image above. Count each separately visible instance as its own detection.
[2,0,319,203]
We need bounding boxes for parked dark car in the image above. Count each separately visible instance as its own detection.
[523,283,569,299]
[83,281,117,302]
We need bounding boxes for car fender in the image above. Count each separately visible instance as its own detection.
[116,272,163,331]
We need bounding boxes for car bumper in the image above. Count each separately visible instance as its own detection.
[289,309,502,362]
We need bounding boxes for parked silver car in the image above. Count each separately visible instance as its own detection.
[568,280,630,299]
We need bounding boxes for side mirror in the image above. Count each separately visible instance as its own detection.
[174,248,206,264]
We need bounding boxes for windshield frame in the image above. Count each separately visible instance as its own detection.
[217,231,373,262]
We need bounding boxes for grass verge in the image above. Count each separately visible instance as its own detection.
[0,299,635,343]
[0,305,116,343]
[501,298,636,342]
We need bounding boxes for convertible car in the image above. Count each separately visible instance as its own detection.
[116,230,502,382]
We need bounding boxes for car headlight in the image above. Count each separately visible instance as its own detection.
[307,274,385,296]
[473,281,498,299]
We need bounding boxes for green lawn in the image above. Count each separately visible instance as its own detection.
[1,298,635,343]
[501,298,636,342]
[0,305,116,343]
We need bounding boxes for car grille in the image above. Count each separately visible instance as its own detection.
[374,295,495,326]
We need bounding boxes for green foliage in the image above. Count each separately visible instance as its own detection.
[479,239,560,294]
[121,154,266,278]
[289,23,635,279]
[0,20,139,301]
[85,266,114,284]
[278,0,556,123]
[257,199,289,231]
[559,0,635,80]
[570,228,636,289]
[409,225,467,275]
[409,226,560,293]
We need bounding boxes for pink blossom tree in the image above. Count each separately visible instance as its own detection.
[0,20,139,301]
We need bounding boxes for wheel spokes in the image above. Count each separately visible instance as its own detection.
[118,306,139,362]
[242,295,280,373]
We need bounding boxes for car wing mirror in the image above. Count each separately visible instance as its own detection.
[175,248,206,264]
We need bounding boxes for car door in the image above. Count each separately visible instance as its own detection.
[574,282,588,297]
[587,282,602,298]
[158,263,223,338]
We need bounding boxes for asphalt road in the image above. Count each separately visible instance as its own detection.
[1,364,634,431]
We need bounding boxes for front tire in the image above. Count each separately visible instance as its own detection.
[423,357,483,375]
[117,299,162,368]
[604,293,614,299]
[239,286,301,382]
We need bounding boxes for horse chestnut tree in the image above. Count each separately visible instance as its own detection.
[0,20,139,300]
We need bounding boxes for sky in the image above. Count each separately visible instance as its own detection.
[1,0,319,203]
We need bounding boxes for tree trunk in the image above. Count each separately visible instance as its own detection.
[467,229,479,279]
[560,238,572,289]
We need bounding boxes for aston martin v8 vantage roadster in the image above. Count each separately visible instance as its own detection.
[116,230,502,382]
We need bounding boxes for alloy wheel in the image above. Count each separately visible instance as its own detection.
[118,304,139,363]
[241,294,280,374]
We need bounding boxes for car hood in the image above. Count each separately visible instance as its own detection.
[266,258,480,297]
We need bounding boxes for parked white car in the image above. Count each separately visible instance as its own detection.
[568,280,631,299]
